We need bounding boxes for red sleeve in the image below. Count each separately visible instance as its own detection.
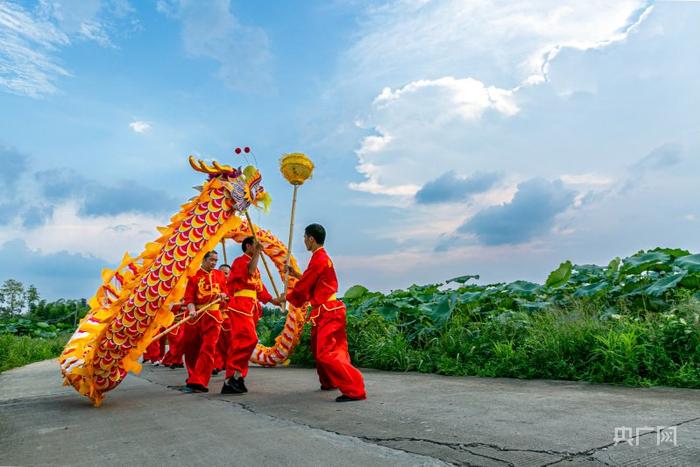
[183,274,197,306]
[258,282,272,304]
[287,256,323,307]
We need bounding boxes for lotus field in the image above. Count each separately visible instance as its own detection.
[260,248,700,388]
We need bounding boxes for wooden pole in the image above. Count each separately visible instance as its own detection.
[243,211,281,298]
[221,238,228,265]
[281,184,299,312]
[151,299,221,342]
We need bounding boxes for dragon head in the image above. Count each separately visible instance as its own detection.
[188,155,271,212]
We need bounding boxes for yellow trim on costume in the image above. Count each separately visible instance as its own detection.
[234,289,257,299]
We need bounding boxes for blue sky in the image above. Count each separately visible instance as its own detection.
[1,0,699,300]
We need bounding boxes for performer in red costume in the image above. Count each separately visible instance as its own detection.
[213,264,232,375]
[221,236,280,394]
[142,330,166,364]
[284,224,366,402]
[161,302,185,369]
[180,251,228,393]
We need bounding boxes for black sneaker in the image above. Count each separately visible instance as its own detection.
[320,385,337,391]
[221,376,245,394]
[183,383,208,393]
[237,377,248,393]
[335,394,364,402]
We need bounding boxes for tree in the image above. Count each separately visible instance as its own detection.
[0,279,26,318]
[25,285,40,313]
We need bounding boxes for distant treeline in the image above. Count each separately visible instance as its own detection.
[0,279,89,324]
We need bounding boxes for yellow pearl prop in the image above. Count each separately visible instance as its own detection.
[280,153,314,186]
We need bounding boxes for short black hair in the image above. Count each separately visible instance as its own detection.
[241,236,255,252]
[304,223,325,245]
[219,264,230,270]
[204,251,217,260]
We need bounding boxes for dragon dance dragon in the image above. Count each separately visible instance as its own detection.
[59,156,306,407]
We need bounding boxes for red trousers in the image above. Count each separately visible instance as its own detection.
[311,301,366,399]
[143,330,166,362]
[214,316,232,371]
[161,326,185,366]
[225,297,260,378]
[181,313,222,388]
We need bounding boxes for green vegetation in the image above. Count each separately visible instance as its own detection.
[0,279,88,373]
[0,334,69,373]
[261,248,700,388]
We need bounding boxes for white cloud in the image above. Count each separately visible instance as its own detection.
[0,1,70,97]
[158,0,272,92]
[0,0,136,97]
[343,0,651,90]
[129,120,151,133]
[350,76,517,196]
[345,1,653,199]
[19,202,166,263]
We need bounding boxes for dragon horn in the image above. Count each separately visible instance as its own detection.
[188,155,234,175]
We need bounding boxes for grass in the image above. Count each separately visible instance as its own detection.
[275,297,700,389]
[0,334,69,373]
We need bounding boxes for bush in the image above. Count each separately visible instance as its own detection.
[0,334,68,373]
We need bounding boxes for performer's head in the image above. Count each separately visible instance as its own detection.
[304,223,325,251]
[219,264,231,276]
[241,236,255,255]
[202,250,218,271]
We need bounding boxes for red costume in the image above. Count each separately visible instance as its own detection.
[161,305,185,367]
[181,267,227,389]
[214,314,232,371]
[225,253,272,379]
[143,331,166,363]
[287,247,366,400]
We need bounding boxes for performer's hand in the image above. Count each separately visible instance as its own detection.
[285,265,300,279]
[219,293,229,301]
[254,241,263,253]
[271,297,281,307]
[188,310,197,318]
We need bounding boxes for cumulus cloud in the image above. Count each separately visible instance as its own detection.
[158,0,272,92]
[350,77,517,196]
[0,238,108,300]
[345,1,653,198]
[415,171,500,204]
[129,120,151,133]
[0,144,29,190]
[453,178,576,246]
[21,204,54,228]
[34,168,177,217]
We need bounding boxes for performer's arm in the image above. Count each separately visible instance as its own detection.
[248,241,263,275]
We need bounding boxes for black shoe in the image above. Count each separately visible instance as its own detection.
[237,377,248,393]
[169,363,184,369]
[320,385,338,391]
[183,383,209,393]
[212,368,220,376]
[336,394,364,402]
[221,376,245,394]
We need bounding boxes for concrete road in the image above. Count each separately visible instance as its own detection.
[1,360,698,466]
